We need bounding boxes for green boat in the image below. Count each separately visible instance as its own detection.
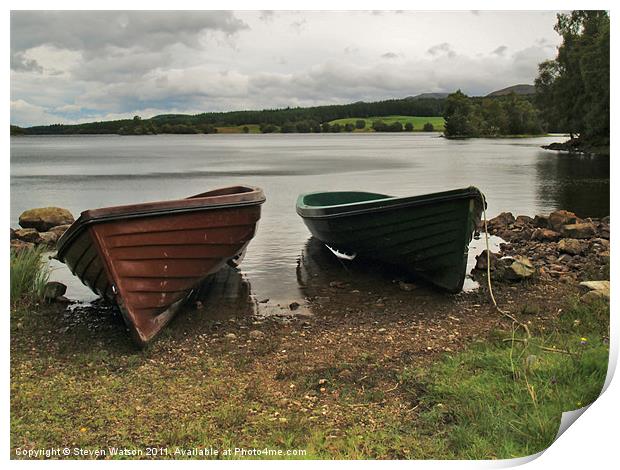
[295,187,485,292]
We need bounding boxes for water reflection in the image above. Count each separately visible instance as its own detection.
[297,235,504,299]
[297,237,431,298]
[536,152,610,218]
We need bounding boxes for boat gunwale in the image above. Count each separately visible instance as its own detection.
[296,187,483,220]
[57,185,265,260]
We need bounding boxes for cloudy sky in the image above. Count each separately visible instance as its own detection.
[10,10,562,127]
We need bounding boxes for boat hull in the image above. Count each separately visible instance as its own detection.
[57,186,265,345]
[296,187,483,292]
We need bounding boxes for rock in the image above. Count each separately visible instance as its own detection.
[504,256,535,281]
[249,330,266,340]
[38,231,59,246]
[515,215,534,227]
[49,224,71,238]
[557,254,573,263]
[14,228,42,243]
[581,290,608,304]
[548,210,579,232]
[398,281,417,291]
[475,250,498,271]
[533,214,551,229]
[10,239,35,253]
[487,212,515,231]
[18,207,74,232]
[558,238,586,255]
[43,281,67,301]
[561,223,597,239]
[531,228,561,241]
[225,333,237,340]
[289,302,300,311]
[10,228,17,240]
[579,280,610,299]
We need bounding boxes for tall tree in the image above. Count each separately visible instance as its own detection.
[535,11,609,143]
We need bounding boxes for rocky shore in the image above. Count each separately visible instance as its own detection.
[10,207,74,252]
[474,209,610,302]
[542,137,610,156]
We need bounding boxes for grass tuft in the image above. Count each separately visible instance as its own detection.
[10,246,49,308]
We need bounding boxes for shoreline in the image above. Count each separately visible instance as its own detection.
[10,208,610,458]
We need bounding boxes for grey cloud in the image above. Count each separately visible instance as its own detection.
[381,52,398,59]
[10,11,562,127]
[10,52,43,73]
[427,42,456,58]
[10,11,248,57]
[492,45,508,56]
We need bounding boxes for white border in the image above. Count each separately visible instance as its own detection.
[4,2,617,469]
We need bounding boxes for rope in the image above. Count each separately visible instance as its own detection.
[480,193,531,338]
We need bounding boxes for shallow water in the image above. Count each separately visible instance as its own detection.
[11,134,609,304]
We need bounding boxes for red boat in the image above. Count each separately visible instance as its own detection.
[56,186,265,346]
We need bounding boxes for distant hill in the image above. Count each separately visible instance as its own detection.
[486,84,536,97]
[406,92,451,100]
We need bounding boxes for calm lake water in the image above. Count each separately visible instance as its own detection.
[10,134,610,304]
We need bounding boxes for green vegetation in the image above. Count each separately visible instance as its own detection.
[17,97,446,136]
[10,246,49,308]
[443,91,545,137]
[535,11,609,148]
[11,125,25,135]
[11,294,607,459]
[409,298,608,458]
[329,116,445,132]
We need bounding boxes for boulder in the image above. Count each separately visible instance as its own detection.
[581,290,608,304]
[49,224,71,238]
[43,281,67,301]
[597,222,610,240]
[533,214,551,229]
[475,249,498,271]
[531,228,561,241]
[558,238,586,255]
[561,222,597,239]
[515,215,534,227]
[504,256,535,281]
[487,212,515,231]
[38,231,59,246]
[579,280,610,299]
[10,228,17,240]
[10,239,35,253]
[548,210,579,232]
[14,228,42,243]
[19,207,74,232]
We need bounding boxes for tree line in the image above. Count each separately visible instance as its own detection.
[15,97,445,135]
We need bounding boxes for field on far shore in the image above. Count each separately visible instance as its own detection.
[328,116,445,131]
[212,116,446,133]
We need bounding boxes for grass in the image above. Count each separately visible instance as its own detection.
[10,295,608,459]
[328,116,445,132]
[10,246,49,308]
[408,297,609,459]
